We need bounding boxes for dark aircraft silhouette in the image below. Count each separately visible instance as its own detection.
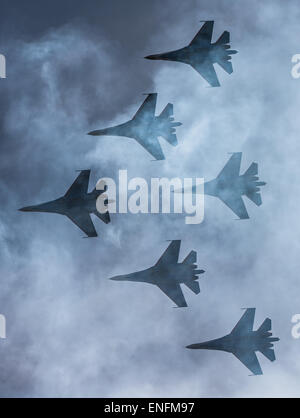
[109,240,205,308]
[204,153,266,219]
[186,308,279,375]
[176,153,266,219]
[19,170,110,237]
[145,21,237,87]
[88,93,182,160]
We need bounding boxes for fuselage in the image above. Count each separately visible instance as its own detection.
[110,263,193,285]
[147,42,236,66]
[89,117,165,148]
[19,191,101,215]
[187,331,279,353]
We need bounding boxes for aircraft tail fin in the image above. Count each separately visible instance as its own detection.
[157,103,182,146]
[216,31,230,45]
[183,250,196,265]
[159,103,173,120]
[243,162,266,206]
[258,318,272,334]
[260,347,276,362]
[184,280,200,294]
[244,162,258,177]
[215,31,237,75]
[182,250,204,294]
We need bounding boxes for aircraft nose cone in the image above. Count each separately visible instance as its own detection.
[19,206,34,212]
[109,276,120,281]
[144,54,159,60]
[109,274,129,281]
[87,130,101,136]
[186,342,212,350]
[186,344,198,349]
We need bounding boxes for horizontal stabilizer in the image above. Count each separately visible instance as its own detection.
[216,31,230,45]
[245,191,262,206]
[260,347,276,362]
[217,58,233,74]
[184,280,200,294]
[183,250,196,265]
[244,162,258,177]
[164,132,178,146]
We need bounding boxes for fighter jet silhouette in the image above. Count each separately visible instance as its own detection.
[109,240,205,308]
[186,308,279,375]
[204,152,266,219]
[145,21,237,87]
[19,170,110,237]
[176,153,266,219]
[88,93,182,160]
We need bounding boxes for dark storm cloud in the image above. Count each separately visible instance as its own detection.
[0,0,300,397]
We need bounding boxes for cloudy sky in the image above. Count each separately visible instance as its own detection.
[0,0,300,397]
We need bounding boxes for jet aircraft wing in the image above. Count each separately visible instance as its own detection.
[217,152,242,181]
[233,350,263,375]
[140,135,165,160]
[219,193,250,220]
[155,240,181,266]
[93,210,110,225]
[189,21,214,47]
[191,60,220,87]
[231,308,256,336]
[66,211,97,237]
[132,93,157,121]
[157,281,187,308]
[64,170,91,198]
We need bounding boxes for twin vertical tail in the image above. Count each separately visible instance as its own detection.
[215,31,238,74]
[157,103,182,146]
[257,318,280,362]
[182,250,205,295]
[243,162,266,206]
[216,31,230,45]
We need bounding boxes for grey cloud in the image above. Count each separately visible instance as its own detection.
[0,0,299,397]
